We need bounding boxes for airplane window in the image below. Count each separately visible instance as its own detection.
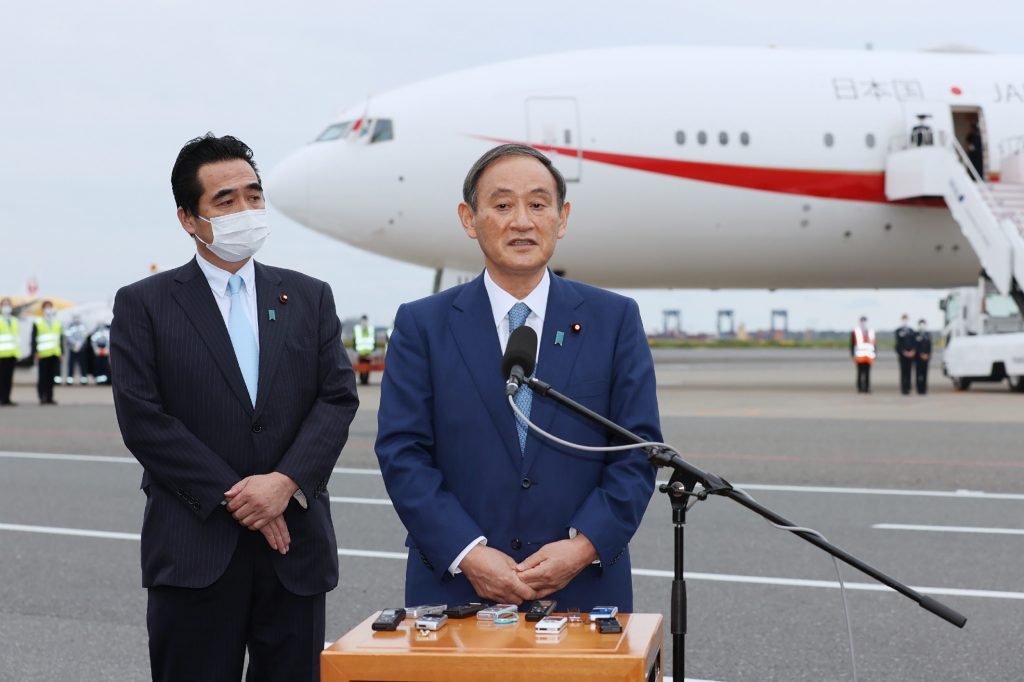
[697,131,707,145]
[316,121,353,142]
[564,129,572,145]
[740,132,750,146]
[675,131,685,145]
[865,133,876,148]
[719,131,728,145]
[824,133,835,148]
[371,119,394,143]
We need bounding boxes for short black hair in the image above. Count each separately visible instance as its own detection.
[462,144,566,212]
[171,133,261,216]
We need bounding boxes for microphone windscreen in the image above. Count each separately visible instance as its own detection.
[502,326,538,378]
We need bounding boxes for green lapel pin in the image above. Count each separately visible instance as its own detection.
[268,309,276,321]
[554,330,564,346]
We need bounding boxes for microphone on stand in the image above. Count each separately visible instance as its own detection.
[502,326,537,397]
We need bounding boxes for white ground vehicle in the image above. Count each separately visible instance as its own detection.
[940,279,1024,391]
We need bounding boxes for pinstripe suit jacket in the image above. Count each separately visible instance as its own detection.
[111,257,359,595]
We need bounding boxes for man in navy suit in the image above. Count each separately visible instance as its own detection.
[376,144,660,612]
[111,134,358,681]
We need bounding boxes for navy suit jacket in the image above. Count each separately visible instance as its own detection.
[375,272,660,611]
[111,258,359,596]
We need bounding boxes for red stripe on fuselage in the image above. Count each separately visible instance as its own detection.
[474,136,945,206]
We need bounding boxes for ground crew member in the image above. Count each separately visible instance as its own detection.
[353,314,375,385]
[850,316,875,393]
[32,300,62,405]
[915,319,932,395]
[895,314,915,395]
[89,324,111,385]
[0,297,18,406]
[62,314,90,386]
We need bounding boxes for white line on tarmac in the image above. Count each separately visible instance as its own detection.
[3,522,1021,601]
[0,451,137,464]
[4,451,1022,502]
[728,483,1024,501]
[630,568,1024,600]
[332,467,382,476]
[0,523,141,540]
[329,496,393,506]
[873,523,1024,536]
[0,451,379,478]
[338,548,407,560]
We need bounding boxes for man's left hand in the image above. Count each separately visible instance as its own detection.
[515,535,598,598]
[224,472,298,530]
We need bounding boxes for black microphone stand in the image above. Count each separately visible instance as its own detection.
[525,377,967,682]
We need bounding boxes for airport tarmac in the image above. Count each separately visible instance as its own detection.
[1,348,1022,681]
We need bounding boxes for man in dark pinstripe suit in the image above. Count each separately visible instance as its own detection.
[111,134,359,681]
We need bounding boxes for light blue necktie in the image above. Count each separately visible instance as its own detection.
[508,302,533,453]
[227,275,258,406]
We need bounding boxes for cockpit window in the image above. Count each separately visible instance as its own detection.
[370,119,394,143]
[314,118,394,144]
[316,121,353,142]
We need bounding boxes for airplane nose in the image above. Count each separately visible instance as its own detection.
[267,147,311,226]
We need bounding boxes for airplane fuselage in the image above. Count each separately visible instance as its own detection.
[269,46,1024,289]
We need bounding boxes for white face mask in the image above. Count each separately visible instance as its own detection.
[194,209,270,262]
[1,306,10,316]
[44,308,55,319]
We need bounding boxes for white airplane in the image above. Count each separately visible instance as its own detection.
[269,46,1024,294]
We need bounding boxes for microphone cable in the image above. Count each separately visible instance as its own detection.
[508,394,860,681]
[732,487,859,682]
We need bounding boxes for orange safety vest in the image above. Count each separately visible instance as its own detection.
[853,327,876,364]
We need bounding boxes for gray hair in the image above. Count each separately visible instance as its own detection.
[462,144,567,212]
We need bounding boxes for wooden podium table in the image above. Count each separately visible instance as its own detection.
[322,612,663,682]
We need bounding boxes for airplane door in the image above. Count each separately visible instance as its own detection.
[526,97,581,182]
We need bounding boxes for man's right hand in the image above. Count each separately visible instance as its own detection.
[458,545,538,605]
[257,515,290,555]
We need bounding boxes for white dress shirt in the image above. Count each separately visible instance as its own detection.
[196,253,306,509]
[448,269,550,575]
[194,254,259,348]
[484,268,548,357]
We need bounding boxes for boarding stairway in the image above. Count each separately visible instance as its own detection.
[886,135,1024,312]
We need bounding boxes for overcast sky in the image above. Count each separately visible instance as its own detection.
[2,1,1020,333]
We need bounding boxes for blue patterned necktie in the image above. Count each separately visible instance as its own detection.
[227,274,258,406]
[508,302,533,453]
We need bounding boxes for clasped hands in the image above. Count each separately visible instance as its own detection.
[459,535,598,605]
[224,472,298,556]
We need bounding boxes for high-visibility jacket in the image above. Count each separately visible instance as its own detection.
[0,316,18,358]
[34,318,63,358]
[354,324,375,355]
[853,327,876,364]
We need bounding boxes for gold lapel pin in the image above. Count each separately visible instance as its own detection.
[571,322,582,334]
[279,294,289,304]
